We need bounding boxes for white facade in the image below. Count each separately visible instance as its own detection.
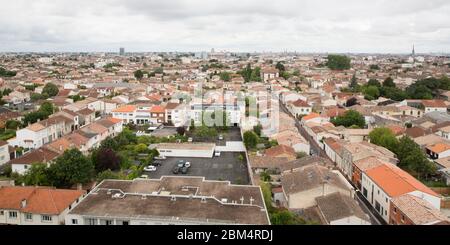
[425,107,447,113]
[157,144,215,158]
[0,144,10,166]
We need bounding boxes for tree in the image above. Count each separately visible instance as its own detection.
[363,86,380,101]
[176,127,186,136]
[368,128,399,153]
[22,163,51,186]
[94,148,121,172]
[326,55,351,70]
[42,83,59,97]
[331,110,365,128]
[367,79,381,88]
[369,64,380,70]
[99,137,119,151]
[346,97,358,107]
[383,77,396,88]
[39,101,55,116]
[5,120,21,130]
[350,74,358,89]
[275,62,285,72]
[48,149,95,188]
[219,72,231,82]
[250,67,262,82]
[239,63,253,83]
[96,170,120,182]
[0,67,17,77]
[253,124,263,137]
[134,69,144,80]
[243,131,258,149]
[395,136,436,179]
[22,111,48,125]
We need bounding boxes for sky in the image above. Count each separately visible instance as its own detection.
[1,0,450,53]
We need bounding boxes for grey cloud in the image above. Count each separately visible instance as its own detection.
[0,0,449,52]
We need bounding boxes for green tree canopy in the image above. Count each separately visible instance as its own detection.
[42,83,59,97]
[243,131,258,149]
[368,128,399,153]
[363,86,380,101]
[134,69,144,80]
[48,149,95,188]
[331,110,365,128]
[383,77,396,88]
[326,55,351,70]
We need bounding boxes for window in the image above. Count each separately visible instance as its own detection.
[9,211,18,219]
[41,215,52,222]
[122,221,129,225]
[87,218,96,225]
[393,208,397,214]
[71,219,78,225]
[0,210,4,215]
[25,213,33,221]
[401,215,405,223]
[105,220,113,225]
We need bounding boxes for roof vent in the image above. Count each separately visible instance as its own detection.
[170,196,176,202]
[221,198,228,203]
[201,197,207,203]
[141,195,147,200]
[112,193,123,199]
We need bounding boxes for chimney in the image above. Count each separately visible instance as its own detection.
[59,145,63,152]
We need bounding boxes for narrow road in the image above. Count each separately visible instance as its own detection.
[279,98,385,225]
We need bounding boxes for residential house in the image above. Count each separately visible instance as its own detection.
[361,163,441,223]
[389,194,449,225]
[0,186,85,225]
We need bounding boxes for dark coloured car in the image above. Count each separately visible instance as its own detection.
[152,160,163,166]
[172,166,180,174]
[180,167,188,174]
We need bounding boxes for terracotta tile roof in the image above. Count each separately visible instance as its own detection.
[165,102,180,110]
[9,147,60,165]
[302,113,321,121]
[427,143,450,154]
[353,157,386,172]
[112,105,136,113]
[150,105,165,113]
[387,125,406,136]
[405,127,426,138]
[422,100,447,108]
[76,108,94,115]
[0,186,85,215]
[365,164,439,198]
[391,194,449,225]
[291,99,310,107]
[265,145,296,158]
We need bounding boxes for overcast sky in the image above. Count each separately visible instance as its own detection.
[1,0,450,53]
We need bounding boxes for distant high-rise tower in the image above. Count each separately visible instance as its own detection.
[412,44,415,57]
[119,47,125,56]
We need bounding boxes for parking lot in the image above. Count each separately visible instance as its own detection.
[143,152,250,185]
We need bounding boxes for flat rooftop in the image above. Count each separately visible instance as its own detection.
[157,143,216,150]
[69,177,269,225]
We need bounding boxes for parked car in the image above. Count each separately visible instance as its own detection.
[140,175,149,179]
[188,137,193,142]
[172,166,180,174]
[215,151,221,157]
[177,160,191,168]
[180,167,188,174]
[218,134,224,140]
[152,160,163,166]
[144,165,157,172]
[154,155,166,160]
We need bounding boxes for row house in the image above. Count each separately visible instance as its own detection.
[112,105,166,125]
[361,163,441,223]
[0,186,85,225]
[389,194,449,225]
[287,99,313,118]
[190,103,244,126]
[9,118,123,175]
[9,114,76,150]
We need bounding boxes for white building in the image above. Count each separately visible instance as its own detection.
[361,163,441,223]
[65,177,270,225]
[0,141,10,166]
[156,143,215,158]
